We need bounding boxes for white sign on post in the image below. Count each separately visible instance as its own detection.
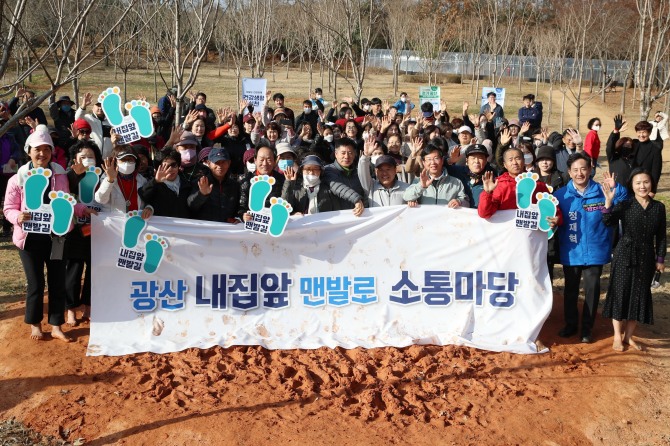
[242,78,268,111]
[418,86,441,111]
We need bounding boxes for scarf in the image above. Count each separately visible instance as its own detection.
[163,176,181,195]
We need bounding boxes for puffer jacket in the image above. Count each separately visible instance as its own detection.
[324,161,366,209]
[403,169,470,206]
[554,179,628,266]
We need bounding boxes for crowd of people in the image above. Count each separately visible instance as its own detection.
[1,85,667,352]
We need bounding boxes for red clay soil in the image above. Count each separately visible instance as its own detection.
[1,291,669,445]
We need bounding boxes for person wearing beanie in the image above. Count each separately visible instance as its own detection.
[75,92,113,158]
[3,124,94,342]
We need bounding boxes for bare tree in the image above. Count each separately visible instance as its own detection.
[634,0,670,120]
[0,0,145,137]
[382,0,413,95]
[150,0,220,124]
[299,0,382,100]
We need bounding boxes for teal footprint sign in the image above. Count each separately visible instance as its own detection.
[116,211,169,275]
[244,175,292,237]
[514,173,558,240]
[98,86,154,144]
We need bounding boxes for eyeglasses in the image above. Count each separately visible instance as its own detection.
[79,130,91,135]
[424,157,442,163]
[164,163,178,169]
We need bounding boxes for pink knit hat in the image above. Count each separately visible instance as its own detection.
[24,125,54,153]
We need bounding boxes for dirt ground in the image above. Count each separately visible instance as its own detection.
[1,64,670,445]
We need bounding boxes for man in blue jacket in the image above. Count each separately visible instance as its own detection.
[554,152,628,343]
[518,94,542,131]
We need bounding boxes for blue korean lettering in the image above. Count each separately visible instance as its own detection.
[159,279,188,311]
[229,274,259,310]
[326,276,352,306]
[129,280,160,312]
[195,274,227,309]
[301,276,326,306]
[422,271,453,306]
[260,272,292,309]
[351,277,377,305]
[390,270,421,305]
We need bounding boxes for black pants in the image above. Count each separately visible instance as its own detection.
[562,265,604,335]
[65,258,91,309]
[0,175,12,234]
[18,238,66,326]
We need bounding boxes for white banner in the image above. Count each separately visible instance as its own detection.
[242,78,267,111]
[89,207,552,356]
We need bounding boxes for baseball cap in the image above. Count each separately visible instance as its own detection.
[465,144,489,158]
[374,155,397,168]
[458,125,473,134]
[208,147,230,163]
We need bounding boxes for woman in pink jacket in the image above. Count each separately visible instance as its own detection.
[3,125,93,341]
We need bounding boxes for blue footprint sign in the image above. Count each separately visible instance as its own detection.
[514,173,558,240]
[244,175,292,237]
[99,87,154,145]
[116,210,169,274]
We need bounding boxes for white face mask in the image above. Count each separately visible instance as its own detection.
[82,158,96,168]
[592,125,601,131]
[303,107,312,114]
[246,162,256,172]
[362,131,369,140]
[316,94,322,99]
[523,154,534,165]
[117,161,136,175]
[324,134,334,143]
[303,174,320,187]
[371,155,381,165]
[363,104,371,112]
[400,97,407,103]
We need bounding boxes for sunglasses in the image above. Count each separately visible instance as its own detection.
[79,130,91,135]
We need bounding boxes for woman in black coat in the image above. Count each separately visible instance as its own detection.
[139,150,192,218]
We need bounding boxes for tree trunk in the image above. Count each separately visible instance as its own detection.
[620,72,627,114]
[560,89,566,130]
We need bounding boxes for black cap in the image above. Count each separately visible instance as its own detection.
[301,155,323,167]
[208,147,230,163]
[535,145,556,161]
[194,104,207,111]
[374,154,397,168]
[57,95,74,105]
[465,144,489,158]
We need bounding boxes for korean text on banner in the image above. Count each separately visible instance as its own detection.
[418,86,441,111]
[89,207,552,356]
[242,78,267,111]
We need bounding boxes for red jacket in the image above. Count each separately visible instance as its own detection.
[583,129,600,163]
[478,172,563,224]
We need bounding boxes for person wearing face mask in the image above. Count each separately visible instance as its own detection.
[295,99,323,135]
[239,145,285,221]
[275,143,298,174]
[358,138,409,207]
[173,131,207,183]
[393,92,415,116]
[4,125,94,342]
[584,117,602,173]
[519,141,536,172]
[48,95,76,143]
[188,147,241,223]
[282,154,361,215]
[63,141,103,327]
[309,123,336,163]
[310,88,329,109]
[242,148,256,179]
[607,134,637,188]
[221,121,252,177]
[75,92,113,158]
[95,147,154,218]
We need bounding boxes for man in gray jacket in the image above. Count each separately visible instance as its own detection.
[403,146,469,208]
[358,138,409,207]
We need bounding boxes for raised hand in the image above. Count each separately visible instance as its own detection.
[411,136,424,156]
[520,121,531,134]
[601,177,615,207]
[448,146,461,165]
[184,110,199,126]
[69,123,79,139]
[482,171,497,193]
[316,121,324,136]
[567,128,582,145]
[462,101,469,114]
[499,128,512,145]
[239,99,249,112]
[602,171,617,190]
[102,157,118,182]
[613,114,625,131]
[71,158,86,175]
[24,116,38,129]
[154,163,170,183]
[283,165,297,181]
[110,129,121,146]
[440,100,447,112]
[380,114,391,133]
[198,176,213,195]
[166,127,184,146]
[363,134,376,156]
[419,169,432,188]
[82,92,92,108]
[382,99,389,113]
